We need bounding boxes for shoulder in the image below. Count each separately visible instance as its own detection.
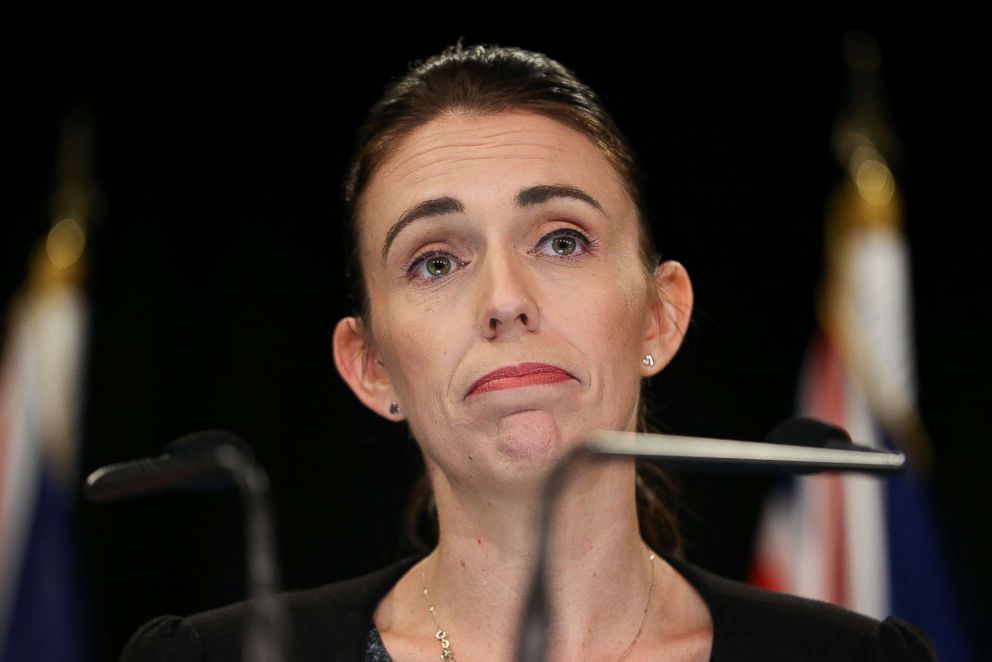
[120,552,427,662]
[666,556,936,661]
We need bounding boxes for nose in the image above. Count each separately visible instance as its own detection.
[476,246,540,340]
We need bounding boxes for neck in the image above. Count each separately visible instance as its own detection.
[420,455,658,661]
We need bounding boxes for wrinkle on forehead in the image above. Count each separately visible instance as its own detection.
[377,115,576,183]
[385,135,568,178]
[407,154,559,187]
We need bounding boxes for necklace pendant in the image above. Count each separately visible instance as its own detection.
[435,628,453,659]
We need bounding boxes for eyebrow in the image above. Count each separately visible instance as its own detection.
[380,184,608,263]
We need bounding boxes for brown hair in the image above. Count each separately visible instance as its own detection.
[341,40,683,556]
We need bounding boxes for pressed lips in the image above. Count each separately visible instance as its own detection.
[467,362,574,396]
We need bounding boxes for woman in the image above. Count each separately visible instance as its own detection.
[122,42,935,661]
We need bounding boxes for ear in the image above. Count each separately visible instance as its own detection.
[641,260,694,377]
[332,316,405,421]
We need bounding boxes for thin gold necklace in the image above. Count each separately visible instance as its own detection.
[420,547,658,661]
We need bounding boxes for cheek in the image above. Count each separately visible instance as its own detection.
[616,272,638,316]
[580,273,650,404]
[568,272,647,349]
[375,300,456,405]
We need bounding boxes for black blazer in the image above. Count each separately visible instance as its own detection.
[121,551,936,661]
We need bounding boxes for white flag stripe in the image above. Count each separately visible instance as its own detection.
[843,398,890,619]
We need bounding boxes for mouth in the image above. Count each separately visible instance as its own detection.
[467,362,575,397]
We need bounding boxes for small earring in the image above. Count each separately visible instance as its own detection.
[642,354,655,367]
[389,401,400,415]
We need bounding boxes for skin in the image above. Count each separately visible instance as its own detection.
[333,110,709,660]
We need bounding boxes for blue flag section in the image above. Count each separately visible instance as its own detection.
[881,428,973,662]
[1,467,90,662]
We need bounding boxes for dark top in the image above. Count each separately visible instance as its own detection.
[363,625,392,662]
[121,551,936,661]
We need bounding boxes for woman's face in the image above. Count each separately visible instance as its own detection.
[335,110,691,487]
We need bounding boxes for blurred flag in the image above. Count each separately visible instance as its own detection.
[748,32,972,661]
[0,114,96,661]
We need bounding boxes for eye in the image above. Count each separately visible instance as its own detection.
[404,227,598,284]
[405,250,465,282]
[534,227,596,258]
[424,256,452,276]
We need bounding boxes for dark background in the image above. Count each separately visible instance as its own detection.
[4,12,989,661]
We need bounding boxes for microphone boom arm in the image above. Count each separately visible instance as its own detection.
[515,430,906,662]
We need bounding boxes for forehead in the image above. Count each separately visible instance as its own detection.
[358,110,633,254]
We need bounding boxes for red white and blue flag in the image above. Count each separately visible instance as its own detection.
[0,238,91,659]
[749,115,973,659]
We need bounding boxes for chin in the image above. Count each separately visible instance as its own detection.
[493,410,562,462]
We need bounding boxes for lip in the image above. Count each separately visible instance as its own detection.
[467,362,575,397]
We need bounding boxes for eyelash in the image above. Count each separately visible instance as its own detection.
[403,227,599,283]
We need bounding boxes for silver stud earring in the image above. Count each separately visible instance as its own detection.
[642,354,655,367]
[389,401,400,415]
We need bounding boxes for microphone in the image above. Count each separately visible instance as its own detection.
[84,430,254,501]
[584,417,902,474]
[515,417,905,662]
[85,431,289,662]
[766,416,857,448]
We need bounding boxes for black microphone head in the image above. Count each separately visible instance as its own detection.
[85,430,260,502]
[766,417,854,449]
[165,430,256,491]
[165,429,256,461]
